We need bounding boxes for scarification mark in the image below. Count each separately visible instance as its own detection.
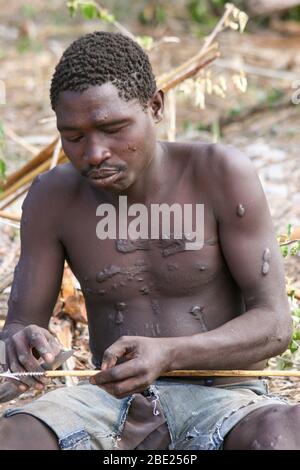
[263,248,271,262]
[261,261,270,275]
[140,286,150,295]
[189,305,208,331]
[195,263,207,271]
[261,248,271,275]
[97,289,106,295]
[96,263,150,286]
[150,298,161,315]
[96,265,121,283]
[160,238,186,257]
[120,281,126,287]
[116,239,150,253]
[236,204,246,217]
[83,287,94,294]
[167,262,178,271]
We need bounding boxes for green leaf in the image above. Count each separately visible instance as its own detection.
[280,245,289,257]
[136,36,154,50]
[80,3,98,20]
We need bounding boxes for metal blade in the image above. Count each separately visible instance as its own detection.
[0,370,45,380]
[0,349,74,381]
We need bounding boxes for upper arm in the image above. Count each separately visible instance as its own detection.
[210,145,290,323]
[6,170,66,329]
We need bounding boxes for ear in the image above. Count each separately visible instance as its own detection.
[149,90,164,123]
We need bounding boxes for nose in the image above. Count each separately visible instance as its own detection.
[84,145,112,167]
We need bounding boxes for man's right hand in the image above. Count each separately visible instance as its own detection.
[3,324,61,392]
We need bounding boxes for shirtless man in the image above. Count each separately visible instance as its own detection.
[0,31,298,450]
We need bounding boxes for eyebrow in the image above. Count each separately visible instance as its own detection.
[57,118,129,132]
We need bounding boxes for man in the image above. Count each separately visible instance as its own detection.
[0,31,298,450]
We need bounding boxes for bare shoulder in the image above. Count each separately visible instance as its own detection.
[24,163,79,204]
[191,141,254,178]
[21,163,80,229]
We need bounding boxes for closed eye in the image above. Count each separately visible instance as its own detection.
[64,135,84,143]
[104,125,127,134]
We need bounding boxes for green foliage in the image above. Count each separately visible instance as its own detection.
[266,88,284,107]
[67,0,114,23]
[283,6,300,22]
[17,37,43,54]
[138,2,166,26]
[136,36,154,50]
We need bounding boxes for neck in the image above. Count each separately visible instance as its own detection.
[119,141,166,204]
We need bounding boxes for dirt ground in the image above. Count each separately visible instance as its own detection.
[0,0,299,413]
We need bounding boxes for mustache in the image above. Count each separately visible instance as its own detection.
[81,164,126,177]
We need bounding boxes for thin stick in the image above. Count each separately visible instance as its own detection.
[199,3,235,55]
[280,239,300,247]
[0,210,21,222]
[49,138,61,170]
[0,183,31,211]
[0,153,67,202]
[42,369,300,378]
[3,125,38,155]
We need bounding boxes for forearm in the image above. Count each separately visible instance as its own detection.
[165,308,292,371]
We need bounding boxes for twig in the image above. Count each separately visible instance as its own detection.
[0,183,31,211]
[0,211,21,222]
[160,53,220,92]
[2,138,60,190]
[50,138,62,170]
[199,3,235,55]
[280,239,300,247]
[0,219,20,229]
[3,125,38,155]
[216,58,300,82]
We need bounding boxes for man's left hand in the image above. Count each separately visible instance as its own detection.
[90,336,173,398]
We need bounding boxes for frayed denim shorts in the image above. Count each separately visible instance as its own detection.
[3,379,287,450]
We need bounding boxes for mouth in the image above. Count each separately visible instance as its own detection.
[87,169,122,186]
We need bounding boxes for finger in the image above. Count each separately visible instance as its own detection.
[91,359,143,386]
[14,339,48,386]
[101,377,150,399]
[0,381,24,403]
[6,344,42,389]
[101,338,135,371]
[24,328,59,363]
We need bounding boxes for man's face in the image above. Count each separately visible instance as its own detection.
[55,83,163,192]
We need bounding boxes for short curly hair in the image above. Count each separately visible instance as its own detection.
[50,31,157,110]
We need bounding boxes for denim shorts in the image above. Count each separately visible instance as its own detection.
[3,379,287,450]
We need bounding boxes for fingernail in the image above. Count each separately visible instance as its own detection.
[19,385,27,392]
[35,384,44,390]
[45,353,54,363]
[90,378,96,385]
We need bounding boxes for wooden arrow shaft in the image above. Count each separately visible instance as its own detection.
[43,369,300,378]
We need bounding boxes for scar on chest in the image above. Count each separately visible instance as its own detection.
[115,235,219,258]
[189,305,208,331]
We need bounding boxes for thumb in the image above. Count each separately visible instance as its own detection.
[101,338,135,370]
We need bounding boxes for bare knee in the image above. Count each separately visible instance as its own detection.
[225,404,300,450]
[0,414,59,450]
